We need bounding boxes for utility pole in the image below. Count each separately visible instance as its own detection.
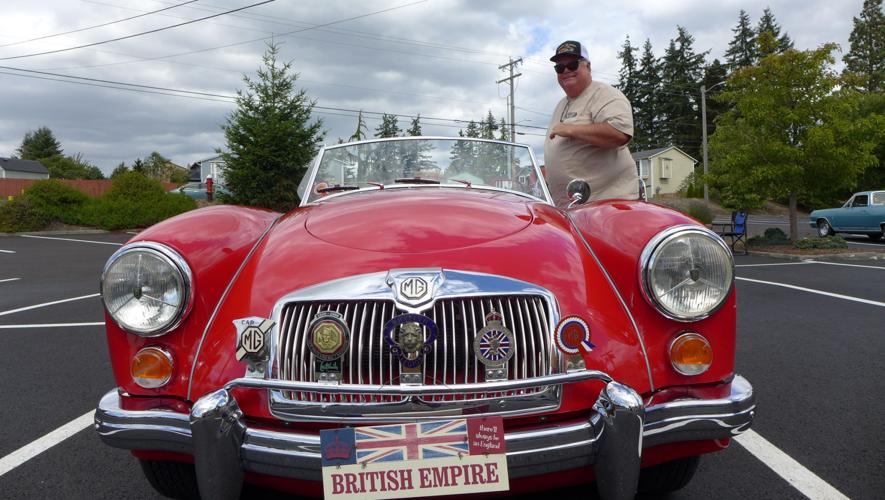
[700,85,709,204]
[497,57,523,143]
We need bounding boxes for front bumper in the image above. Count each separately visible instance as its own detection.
[95,374,754,500]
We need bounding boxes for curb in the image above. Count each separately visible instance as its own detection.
[747,250,885,261]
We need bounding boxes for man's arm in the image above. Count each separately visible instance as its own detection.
[548,122,630,149]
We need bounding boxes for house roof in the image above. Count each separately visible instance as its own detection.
[0,157,49,174]
[631,146,698,163]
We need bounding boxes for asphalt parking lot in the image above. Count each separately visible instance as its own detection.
[0,232,883,499]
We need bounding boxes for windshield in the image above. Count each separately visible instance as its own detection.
[301,137,548,204]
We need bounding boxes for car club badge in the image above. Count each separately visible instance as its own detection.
[554,316,595,372]
[473,311,514,382]
[234,317,275,376]
[383,313,438,384]
[307,311,351,382]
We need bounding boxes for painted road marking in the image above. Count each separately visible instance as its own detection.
[845,240,885,248]
[0,293,100,317]
[805,260,885,270]
[735,430,849,500]
[19,234,123,246]
[0,322,104,329]
[735,262,814,268]
[0,249,15,254]
[0,411,94,478]
[736,277,885,308]
[0,278,21,283]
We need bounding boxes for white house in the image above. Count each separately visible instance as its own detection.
[196,155,226,184]
[0,157,49,179]
[631,146,697,198]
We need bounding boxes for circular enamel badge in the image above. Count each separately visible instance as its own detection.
[554,316,595,355]
[473,312,514,366]
[307,311,350,361]
[383,314,438,368]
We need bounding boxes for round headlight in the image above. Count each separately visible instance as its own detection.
[640,226,733,321]
[101,243,192,336]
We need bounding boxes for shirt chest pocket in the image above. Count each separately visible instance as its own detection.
[560,105,594,124]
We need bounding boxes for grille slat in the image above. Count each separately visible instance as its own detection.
[275,295,555,405]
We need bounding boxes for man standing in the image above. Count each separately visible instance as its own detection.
[544,40,639,207]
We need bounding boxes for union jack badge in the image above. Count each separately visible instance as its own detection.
[473,311,514,382]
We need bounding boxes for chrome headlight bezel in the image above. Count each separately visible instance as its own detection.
[100,242,193,337]
[639,225,734,322]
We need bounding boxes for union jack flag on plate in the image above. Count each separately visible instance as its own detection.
[355,420,469,464]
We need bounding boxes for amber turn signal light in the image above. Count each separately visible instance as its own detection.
[669,332,712,376]
[131,347,174,388]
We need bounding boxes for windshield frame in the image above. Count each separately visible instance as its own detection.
[297,136,552,207]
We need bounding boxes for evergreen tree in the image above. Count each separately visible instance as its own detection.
[479,111,497,139]
[16,126,62,160]
[41,153,104,179]
[407,115,423,136]
[131,158,145,174]
[843,0,885,93]
[111,162,130,179]
[497,118,509,142]
[349,110,369,141]
[724,10,757,71]
[616,35,640,109]
[659,26,708,159]
[633,39,662,151]
[756,7,793,59]
[463,120,480,138]
[220,42,325,211]
[702,59,729,138]
[374,114,401,138]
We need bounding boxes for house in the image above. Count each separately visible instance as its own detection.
[0,157,49,179]
[631,146,697,198]
[196,155,226,184]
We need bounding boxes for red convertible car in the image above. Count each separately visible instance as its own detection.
[95,137,754,500]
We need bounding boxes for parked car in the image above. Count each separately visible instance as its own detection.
[169,181,228,200]
[95,137,754,500]
[809,190,885,240]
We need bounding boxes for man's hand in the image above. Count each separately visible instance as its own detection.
[548,122,629,148]
[549,122,572,140]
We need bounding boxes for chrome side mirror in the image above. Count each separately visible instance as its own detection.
[566,179,591,208]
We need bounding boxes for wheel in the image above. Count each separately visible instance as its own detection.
[817,219,834,237]
[868,233,883,241]
[637,456,700,494]
[139,460,201,500]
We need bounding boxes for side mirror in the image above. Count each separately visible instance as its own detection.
[566,179,591,208]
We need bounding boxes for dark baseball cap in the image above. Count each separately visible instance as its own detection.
[550,40,589,61]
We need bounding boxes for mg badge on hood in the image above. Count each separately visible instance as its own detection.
[383,313,438,384]
[474,311,514,382]
[234,317,275,377]
[307,311,350,382]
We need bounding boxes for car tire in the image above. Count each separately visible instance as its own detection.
[637,456,700,494]
[817,219,834,237]
[139,460,201,500]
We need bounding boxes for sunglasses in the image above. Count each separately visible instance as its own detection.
[554,60,582,74]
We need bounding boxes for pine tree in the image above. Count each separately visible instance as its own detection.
[220,42,325,211]
[349,110,369,141]
[16,126,62,160]
[374,114,401,138]
[633,39,661,151]
[843,0,885,93]
[659,26,708,159]
[616,35,640,108]
[407,115,422,136]
[724,10,757,72]
[497,118,509,142]
[480,110,497,139]
[756,7,793,60]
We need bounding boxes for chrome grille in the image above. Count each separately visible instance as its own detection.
[274,295,556,403]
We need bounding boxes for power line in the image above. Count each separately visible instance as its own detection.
[0,0,276,62]
[0,0,199,49]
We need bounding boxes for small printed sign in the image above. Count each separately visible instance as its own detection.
[320,417,508,499]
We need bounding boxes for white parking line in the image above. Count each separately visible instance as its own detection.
[736,277,885,307]
[805,260,885,271]
[0,322,104,329]
[0,293,100,317]
[0,249,15,254]
[735,262,814,268]
[0,410,94,478]
[845,240,885,248]
[735,430,849,500]
[19,234,123,246]
[0,278,21,283]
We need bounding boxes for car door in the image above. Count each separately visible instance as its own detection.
[870,192,885,231]
[843,194,870,230]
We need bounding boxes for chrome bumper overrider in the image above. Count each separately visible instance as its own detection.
[95,374,754,500]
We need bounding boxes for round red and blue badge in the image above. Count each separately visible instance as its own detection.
[554,316,595,355]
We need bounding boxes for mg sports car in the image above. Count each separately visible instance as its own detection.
[95,137,754,500]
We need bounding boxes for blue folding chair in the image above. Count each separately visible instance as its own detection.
[714,210,748,254]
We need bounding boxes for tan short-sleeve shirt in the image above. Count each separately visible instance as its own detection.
[544,80,640,207]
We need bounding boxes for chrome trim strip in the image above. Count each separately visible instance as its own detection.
[187,217,279,400]
[565,214,655,392]
[638,224,735,322]
[100,242,194,337]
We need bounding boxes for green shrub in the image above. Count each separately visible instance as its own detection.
[794,236,848,249]
[23,179,90,225]
[81,172,197,230]
[749,227,791,247]
[687,201,713,224]
[0,197,49,232]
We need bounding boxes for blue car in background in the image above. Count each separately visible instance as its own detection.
[168,182,228,200]
[809,190,885,240]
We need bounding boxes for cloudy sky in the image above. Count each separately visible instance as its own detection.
[0,0,864,175]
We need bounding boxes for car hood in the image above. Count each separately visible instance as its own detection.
[304,189,534,252]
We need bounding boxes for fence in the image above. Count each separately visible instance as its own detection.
[0,179,179,198]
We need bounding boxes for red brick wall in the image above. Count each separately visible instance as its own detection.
[0,179,179,198]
